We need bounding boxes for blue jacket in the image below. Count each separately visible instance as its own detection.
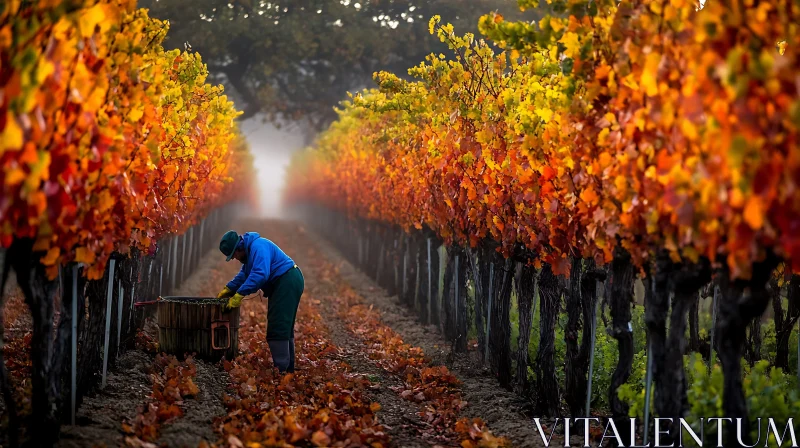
[226,232,295,296]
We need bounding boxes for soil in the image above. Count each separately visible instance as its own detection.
[155,358,227,448]
[313,297,428,448]
[56,344,228,448]
[57,350,153,448]
[263,221,428,448]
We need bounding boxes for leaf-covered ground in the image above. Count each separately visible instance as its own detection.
[5,219,579,447]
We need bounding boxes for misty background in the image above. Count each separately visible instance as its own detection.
[239,120,303,218]
[140,0,547,218]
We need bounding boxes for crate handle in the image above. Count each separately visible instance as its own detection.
[211,320,231,350]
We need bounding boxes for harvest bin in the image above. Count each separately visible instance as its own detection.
[156,297,240,361]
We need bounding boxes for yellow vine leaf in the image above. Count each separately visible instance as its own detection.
[78,4,106,38]
[641,52,661,97]
[559,32,580,59]
[0,116,23,153]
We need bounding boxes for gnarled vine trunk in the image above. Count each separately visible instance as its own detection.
[515,262,536,395]
[608,248,635,446]
[453,247,468,353]
[688,297,701,353]
[663,261,710,441]
[535,263,560,416]
[0,249,19,447]
[646,252,671,430]
[443,247,456,342]
[478,245,494,363]
[78,273,108,405]
[401,235,414,307]
[571,259,605,418]
[565,258,583,417]
[52,263,86,425]
[489,255,514,388]
[390,229,404,297]
[8,239,60,446]
[745,319,763,367]
[467,248,484,362]
[429,240,442,328]
[411,235,422,310]
[716,253,779,447]
[415,233,428,323]
[381,227,399,293]
[774,275,799,371]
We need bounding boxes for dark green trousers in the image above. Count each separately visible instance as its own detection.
[263,266,304,341]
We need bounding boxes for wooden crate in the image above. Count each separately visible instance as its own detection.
[156,297,240,361]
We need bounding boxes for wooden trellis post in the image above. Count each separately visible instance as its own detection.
[376,237,385,284]
[199,220,206,259]
[643,342,654,445]
[365,234,370,269]
[427,239,432,325]
[171,237,178,293]
[160,247,165,295]
[709,285,719,370]
[486,263,494,362]
[181,232,188,284]
[394,239,399,294]
[188,226,195,273]
[116,278,124,357]
[70,265,78,425]
[439,246,446,334]
[585,297,598,417]
[414,247,420,312]
[454,254,460,343]
[403,240,408,298]
[102,259,116,388]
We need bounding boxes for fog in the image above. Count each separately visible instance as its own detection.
[240,117,305,219]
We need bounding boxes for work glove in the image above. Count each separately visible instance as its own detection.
[224,293,245,311]
[217,286,235,299]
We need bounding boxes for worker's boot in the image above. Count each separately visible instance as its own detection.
[268,340,291,373]
[287,338,295,373]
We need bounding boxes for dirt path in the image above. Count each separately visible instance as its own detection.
[57,350,154,448]
[155,359,227,447]
[319,322,428,448]
[264,222,429,448]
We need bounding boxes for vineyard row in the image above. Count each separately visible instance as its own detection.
[298,206,800,447]
[0,204,241,446]
[2,1,256,446]
[286,1,798,446]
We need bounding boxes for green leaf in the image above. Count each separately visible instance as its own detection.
[561,57,574,75]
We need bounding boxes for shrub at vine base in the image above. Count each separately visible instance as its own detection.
[620,353,800,447]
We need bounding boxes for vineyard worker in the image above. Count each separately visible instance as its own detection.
[216,230,304,373]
